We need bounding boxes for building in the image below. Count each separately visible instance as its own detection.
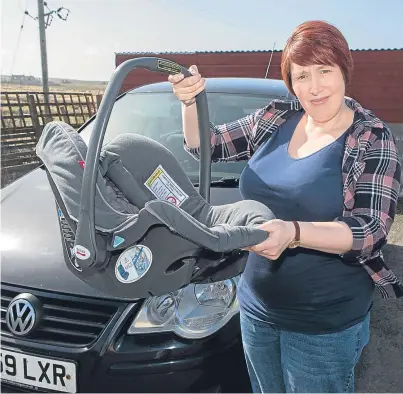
[115,48,403,126]
[115,48,403,168]
[10,74,42,85]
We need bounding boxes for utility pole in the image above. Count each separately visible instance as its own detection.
[25,1,70,93]
[37,0,49,96]
[24,1,69,118]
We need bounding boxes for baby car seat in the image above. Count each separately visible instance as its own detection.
[35,57,275,299]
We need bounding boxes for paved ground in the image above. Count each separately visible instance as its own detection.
[355,200,403,392]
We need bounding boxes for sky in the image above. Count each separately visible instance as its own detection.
[1,0,403,81]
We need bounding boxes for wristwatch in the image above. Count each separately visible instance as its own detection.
[288,221,301,249]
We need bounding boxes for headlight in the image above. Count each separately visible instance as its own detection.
[127,276,240,339]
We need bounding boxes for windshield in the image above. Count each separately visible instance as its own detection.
[79,91,281,182]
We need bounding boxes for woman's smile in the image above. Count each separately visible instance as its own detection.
[310,96,330,106]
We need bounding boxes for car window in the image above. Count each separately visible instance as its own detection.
[79,91,280,182]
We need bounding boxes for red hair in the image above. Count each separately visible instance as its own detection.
[281,21,353,95]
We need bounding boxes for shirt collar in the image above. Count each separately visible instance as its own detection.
[271,96,385,131]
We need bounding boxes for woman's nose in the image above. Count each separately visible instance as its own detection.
[309,74,323,95]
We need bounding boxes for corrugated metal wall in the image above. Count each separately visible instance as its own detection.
[116,49,403,123]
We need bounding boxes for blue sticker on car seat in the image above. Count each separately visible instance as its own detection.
[115,245,153,284]
[113,235,125,248]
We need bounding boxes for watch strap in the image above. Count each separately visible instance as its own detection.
[292,221,300,242]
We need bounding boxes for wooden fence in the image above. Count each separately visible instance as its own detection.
[1,91,101,187]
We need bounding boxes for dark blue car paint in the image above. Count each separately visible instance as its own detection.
[1,77,290,393]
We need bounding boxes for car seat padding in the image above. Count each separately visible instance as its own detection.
[36,121,275,296]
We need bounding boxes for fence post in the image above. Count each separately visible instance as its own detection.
[60,106,70,124]
[96,94,103,109]
[28,94,42,142]
[43,91,53,123]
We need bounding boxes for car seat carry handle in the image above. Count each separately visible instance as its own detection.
[75,57,211,268]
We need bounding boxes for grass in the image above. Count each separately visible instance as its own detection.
[1,82,106,95]
[389,199,403,246]
[397,198,403,214]
[1,85,100,129]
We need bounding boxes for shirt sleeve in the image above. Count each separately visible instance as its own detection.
[184,107,267,162]
[334,127,402,263]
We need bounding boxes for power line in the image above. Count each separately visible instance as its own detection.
[2,0,28,89]
[3,0,70,94]
[24,0,70,95]
[9,10,27,75]
[25,2,70,28]
[264,42,276,79]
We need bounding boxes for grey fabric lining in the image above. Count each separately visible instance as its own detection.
[145,200,271,252]
[59,123,132,217]
[104,133,275,252]
[37,121,275,252]
[36,122,138,232]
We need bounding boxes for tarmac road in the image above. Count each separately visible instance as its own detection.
[355,201,403,393]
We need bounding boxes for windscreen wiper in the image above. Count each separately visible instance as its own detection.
[193,176,240,188]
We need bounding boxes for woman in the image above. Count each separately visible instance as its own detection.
[168,20,402,393]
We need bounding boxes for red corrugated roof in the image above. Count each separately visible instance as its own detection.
[116,48,403,55]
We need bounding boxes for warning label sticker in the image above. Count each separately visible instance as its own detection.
[144,165,189,207]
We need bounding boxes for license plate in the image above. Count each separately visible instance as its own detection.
[1,349,77,393]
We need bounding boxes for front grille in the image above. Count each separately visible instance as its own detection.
[1,285,121,347]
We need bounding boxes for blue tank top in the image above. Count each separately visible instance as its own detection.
[237,110,374,334]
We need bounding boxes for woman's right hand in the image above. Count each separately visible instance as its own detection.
[168,65,206,104]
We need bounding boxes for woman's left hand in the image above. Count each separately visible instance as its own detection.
[246,219,296,260]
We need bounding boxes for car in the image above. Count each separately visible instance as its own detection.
[1,77,293,393]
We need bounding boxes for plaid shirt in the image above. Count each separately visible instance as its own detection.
[185,97,402,299]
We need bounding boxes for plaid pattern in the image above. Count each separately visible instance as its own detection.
[185,97,402,298]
